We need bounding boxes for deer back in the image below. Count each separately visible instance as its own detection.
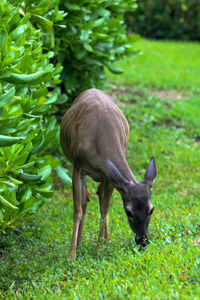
[60,88,130,181]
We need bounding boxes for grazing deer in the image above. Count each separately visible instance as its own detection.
[60,88,157,259]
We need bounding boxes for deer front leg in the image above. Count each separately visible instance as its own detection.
[105,218,110,241]
[98,181,114,244]
[68,167,82,260]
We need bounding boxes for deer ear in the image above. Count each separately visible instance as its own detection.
[107,160,128,191]
[144,157,157,183]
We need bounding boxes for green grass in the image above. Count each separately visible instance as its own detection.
[1,39,200,299]
[106,39,200,91]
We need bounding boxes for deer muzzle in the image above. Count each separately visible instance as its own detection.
[135,235,149,247]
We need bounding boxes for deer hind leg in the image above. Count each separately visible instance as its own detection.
[97,181,114,244]
[68,167,82,260]
[77,172,90,248]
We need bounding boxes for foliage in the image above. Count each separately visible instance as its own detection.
[55,0,139,96]
[126,0,200,41]
[0,86,199,298]
[16,0,139,98]
[0,0,139,232]
[106,39,200,91]
[0,0,70,232]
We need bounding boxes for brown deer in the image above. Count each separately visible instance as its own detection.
[60,88,157,259]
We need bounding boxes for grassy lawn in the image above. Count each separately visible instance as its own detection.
[106,39,200,91]
[0,39,200,299]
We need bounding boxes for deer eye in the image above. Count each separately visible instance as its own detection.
[149,207,154,215]
[125,209,133,218]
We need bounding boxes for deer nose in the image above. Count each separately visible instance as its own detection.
[135,235,149,247]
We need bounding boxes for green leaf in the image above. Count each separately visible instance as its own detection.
[0,195,18,210]
[57,93,68,104]
[32,14,53,29]
[2,51,16,68]
[20,172,42,182]
[55,166,72,184]
[80,29,92,42]
[22,188,32,202]
[29,199,47,213]
[0,135,26,147]
[44,94,57,104]
[35,188,53,198]
[0,87,15,107]
[0,71,50,84]
[38,165,52,180]
[23,113,42,119]
[84,43,93,52]
[31,135,44,155]
[12,150,30,167]
[89,18,105,28]
[7,176,22,185]
[10,24,28,40]
[19,161,35,170]
[0,180,15,188]
[0,28,7,52]
[0,208,4,220]
[104,63,124,74]
[21,196,36,210]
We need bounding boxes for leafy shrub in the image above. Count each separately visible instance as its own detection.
[0,0,139,233]
[0,0,70,232]
[126,0,200,41]
[55,0,139,96]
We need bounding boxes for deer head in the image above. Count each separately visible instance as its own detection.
[107,157,157,246]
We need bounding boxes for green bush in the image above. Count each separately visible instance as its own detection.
[0,0,139,233]
[24,0,139,97]
[0,0,70,232]
[55,0,139,96]
[126,0,200,41]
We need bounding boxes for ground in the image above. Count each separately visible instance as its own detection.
[0,39,200,299]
